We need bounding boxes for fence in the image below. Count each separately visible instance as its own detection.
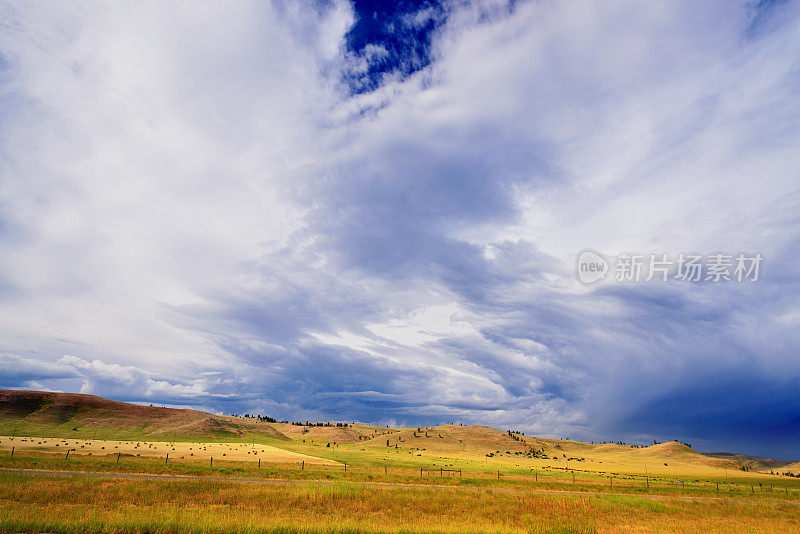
[420,467,462,477]
[3,447,798,498]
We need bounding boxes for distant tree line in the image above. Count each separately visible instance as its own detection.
[231,414,354,427]
[589,439,694,449]
[235,414,284,423]
[291,421,350,427]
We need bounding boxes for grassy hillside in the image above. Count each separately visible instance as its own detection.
[356,424,530,455]
[3,390,800,534]
[705,452,796,471]
[782,461,800,474]
[0,389,760,477]
[0,390,287,442]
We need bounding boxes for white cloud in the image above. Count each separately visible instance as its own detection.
[0,0,352,377]
[1,0,799,455]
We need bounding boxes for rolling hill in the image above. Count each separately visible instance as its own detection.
[0,390,760,475]
[0,390,287,441]
[704,452,796,472]
[781,461,800,474]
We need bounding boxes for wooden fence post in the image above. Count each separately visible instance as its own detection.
[165,453,169,465]
[440,467,443,477]
[210,457,213,466]
[258,458,261,468]
[9,447,13,458]
[117,452,120,464]
[65,449,70,460]
[420,468,422,477]
[302,460,304,471]
[384,465,387,475]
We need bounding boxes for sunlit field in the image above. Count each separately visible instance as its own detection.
[2,392,798,532]
[0,435,337,466]
[2,429,799,533]
[1,467,799,533]
[3,0,800,532]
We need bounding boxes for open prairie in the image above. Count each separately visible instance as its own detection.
[4,2,799,532]
[1,391,799,533]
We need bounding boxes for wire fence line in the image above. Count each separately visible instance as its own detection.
[3,447,798,498]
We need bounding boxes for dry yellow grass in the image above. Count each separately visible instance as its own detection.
[2,471,799,533]
[0,390,288,441]
[3,392,798,533]
[0,435,338,465]
[2,428,799,533]
[782,461,800,473]
[273,422,387,442]
[2,426,784,484]
[3,388,798,527]
[280,422,749,481]
[1,390,790,483]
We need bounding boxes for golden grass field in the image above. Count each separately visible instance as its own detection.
[2,472,800,534]
[1,390,799,533]
[0,435,338,466]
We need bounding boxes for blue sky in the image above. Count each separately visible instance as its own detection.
[1,0,799,459]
